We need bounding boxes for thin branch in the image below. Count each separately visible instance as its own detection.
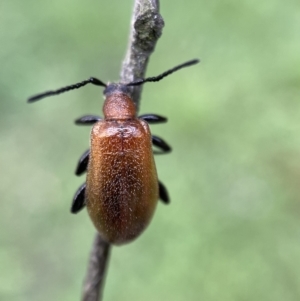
[81,235,111,301]
[81,1,164,300]
[121,0,164,109]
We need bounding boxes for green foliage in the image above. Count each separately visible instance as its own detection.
[1,0,300,300]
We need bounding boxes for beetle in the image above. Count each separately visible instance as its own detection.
[28,59,199,245]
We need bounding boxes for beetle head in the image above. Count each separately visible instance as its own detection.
[103,83,136,120]
[103,83,131,97]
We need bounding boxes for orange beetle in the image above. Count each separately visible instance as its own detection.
[28,59,199,245]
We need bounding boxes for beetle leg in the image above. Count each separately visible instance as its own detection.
[75,115,101,125]
[152,135,172,154]
[139,114,167,124]
[75,149,90,176]
[158,181,170,204]
[71,183,86,213]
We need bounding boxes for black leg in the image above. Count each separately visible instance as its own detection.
[159,181,170,204]
[139,114,167,124]
[152,135,172,154]
[75,149,90,176]
[75,115,101,125]
[71,183,86,213]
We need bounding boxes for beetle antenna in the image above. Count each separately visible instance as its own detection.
[27,77,107,103]
[126,59,200,86]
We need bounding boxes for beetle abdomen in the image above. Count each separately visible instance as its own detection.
[86,119,158,245]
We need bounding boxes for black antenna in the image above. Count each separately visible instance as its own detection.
[126,59,200,87]
[27,77,107,103]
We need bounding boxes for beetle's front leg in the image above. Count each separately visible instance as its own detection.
[139,114,167,124]
[75,115,101,125]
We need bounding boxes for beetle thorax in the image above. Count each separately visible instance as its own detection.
[103,93,136,120]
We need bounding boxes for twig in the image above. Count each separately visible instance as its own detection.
[81,1,164,300]
[81,235,111,301]
[120,0,164,109]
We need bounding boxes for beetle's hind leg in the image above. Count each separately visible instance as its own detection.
[75,149,90,176]
[158,181,170,204]
[152,135,172,154]
[75,115,101,125]
[71,183,86,213]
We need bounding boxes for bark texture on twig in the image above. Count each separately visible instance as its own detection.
[82,235,111,301]
[81,1,164,300]
[121,0,164,108]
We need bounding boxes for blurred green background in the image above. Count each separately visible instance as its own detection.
[1,0,300,300]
